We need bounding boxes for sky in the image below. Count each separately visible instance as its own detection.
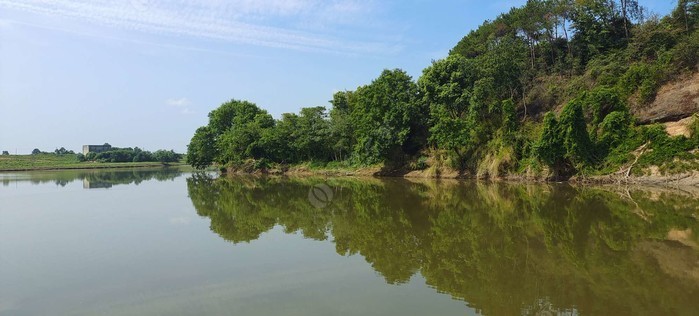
[0,0,677,154]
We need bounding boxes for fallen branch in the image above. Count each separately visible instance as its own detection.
[626,142,650,178]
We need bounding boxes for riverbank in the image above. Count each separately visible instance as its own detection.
[223,162,699,187]
[0,154,187,172]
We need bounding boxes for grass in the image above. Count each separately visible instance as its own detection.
[0,154,186,172]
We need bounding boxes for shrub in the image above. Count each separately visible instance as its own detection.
[584,87,626,127]
[535,112,564,168]
[559,100,594,166]
[599,111,631,148]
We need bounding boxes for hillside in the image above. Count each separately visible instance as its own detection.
[185,0,699,182]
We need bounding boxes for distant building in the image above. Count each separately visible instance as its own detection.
[82,144,112,155]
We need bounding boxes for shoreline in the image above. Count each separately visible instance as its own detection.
[222,165,699,188]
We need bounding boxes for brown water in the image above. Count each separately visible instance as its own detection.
[2,168,698,315]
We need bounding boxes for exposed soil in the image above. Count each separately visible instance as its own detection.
[634,72,699,124]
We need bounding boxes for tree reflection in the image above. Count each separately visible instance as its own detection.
[1,167,184,188]
[187,175,699,315]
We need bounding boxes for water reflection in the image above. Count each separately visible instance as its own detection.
[187,175,699,315]
[0,167,184,188]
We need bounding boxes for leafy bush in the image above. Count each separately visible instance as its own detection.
[599,111,631,148]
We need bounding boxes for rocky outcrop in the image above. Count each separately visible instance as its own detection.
[634,72,699,124]
[665,116,696,137]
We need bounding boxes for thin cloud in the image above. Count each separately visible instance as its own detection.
[0,0,398,54]
[166,97,194,115]
[166,97,190,107]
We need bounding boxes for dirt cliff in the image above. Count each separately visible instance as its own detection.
[634,72,699,124]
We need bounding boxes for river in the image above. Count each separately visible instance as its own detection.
[1,168,698,315]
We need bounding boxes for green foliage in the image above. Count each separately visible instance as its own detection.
[54,147,75,155]
[535,112,565,168]
[559,99,594,167]
[186,126,216,169]
[153,150,181,163]
[672,0,699,32]
[584,86,627,127]
[500,99,518,143]
[295,106,332,161]
[599,110,631,148]
[350,69,425,164]
[672,28,699,70]
[329,91,355,161]
[216,102,275,164]
[32,148,41,155]
[636,124,699,171]
[85,147,181,164]
[420,55,479,166]
[535,98,597,176]
[1,151,8,156]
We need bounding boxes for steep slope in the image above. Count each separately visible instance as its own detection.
[635,72,699,123]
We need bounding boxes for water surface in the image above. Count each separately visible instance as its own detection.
[2,168,698,315]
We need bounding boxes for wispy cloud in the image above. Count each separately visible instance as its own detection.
[166,97,190,107]
[166,97,194,114]
[0,0,399,54]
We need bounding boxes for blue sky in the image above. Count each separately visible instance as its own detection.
[0,0,676,153]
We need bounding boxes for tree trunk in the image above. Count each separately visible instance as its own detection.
[622,0,629,38]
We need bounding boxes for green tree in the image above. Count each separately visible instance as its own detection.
[329,91,355,161]
[217,110,275,163]
[350,69,424,164]
[54,147,73,155]
[570,0,627,67]
[261,113,300,163]
[153,150,180,163]
[296,106,332,161]
[535,112,566,170]
[419,55,479,165]
[536,99,594,176]
[186,99,275,168]
[186,126,216,169]
[673,0,699,32]
[559,99,594,166]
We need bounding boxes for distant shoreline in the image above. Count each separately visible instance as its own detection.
[0,153,188,172]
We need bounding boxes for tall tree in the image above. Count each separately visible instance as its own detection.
[329,91,355,161]
[296,106,332,161]
[419,56,480,165]
[350,69,422,164]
